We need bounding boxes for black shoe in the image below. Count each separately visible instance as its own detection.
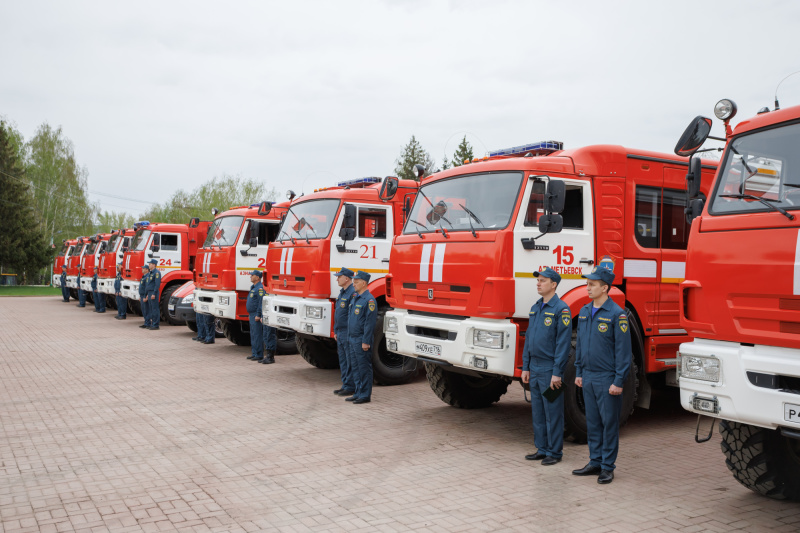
[333,388,345,394]
[336,389,355,396]
[192,337,199,341]
[252,357,264,362]
[93,310,99,313]
[203,340,215,344]
[246,355,256,360]
[119,316,126,319]
[353,398,371,404]
[139,324,149,329]
[265,355,275,364]
[525,452,547,461]
[541,457,561,466]
[572,464,602,476]
[149,326,159,330]
[98,310,106,313]
[345,396,356,402]
[598,470,614,484]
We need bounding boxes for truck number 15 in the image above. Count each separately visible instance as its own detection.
[553,245,574,265]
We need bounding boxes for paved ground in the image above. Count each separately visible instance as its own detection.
[1,297,799,533]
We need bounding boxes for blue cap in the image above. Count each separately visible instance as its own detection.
[582,265,615,285]
[141,264,149,270]
[533,267,561,284]
[354,270,371,282]
[148,259,158,265]
[333,267,354,278]
[250,270,262,278]
[61,265,67,269]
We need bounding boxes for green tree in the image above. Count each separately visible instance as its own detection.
[0,120,51,283]
[452,136,475,167]
[394,135,436,181]
[96,210,138,233]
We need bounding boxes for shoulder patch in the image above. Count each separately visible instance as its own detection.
[562,308,570,314]
[368,300,376,312]
[561,314,571,326]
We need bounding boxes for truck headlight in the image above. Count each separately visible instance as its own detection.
[181,294,194,304]
[306,306,323,319]
[473,329,504,350]
[219,296,229,306]
[681,354,720,382]
[386,316,398,333]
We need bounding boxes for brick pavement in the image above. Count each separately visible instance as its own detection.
[1,297,799,533]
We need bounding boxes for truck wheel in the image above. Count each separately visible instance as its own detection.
[159,285,183,326]
[221,318,251,346]
[187,320,198,333]
[214,318,225,338]
[275,330,297,355]
[129,299,142,316]
[372,309,418,385]
[107,295,117,310]
[296,332,339,369]
[70,289,78,300]
[562,329,639,443]
[720,420,800,501]
[424,363,509,409]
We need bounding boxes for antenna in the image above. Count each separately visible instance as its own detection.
[774,70,800,110]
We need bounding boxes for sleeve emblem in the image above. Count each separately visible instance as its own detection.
[368,300,376,312]
[561,314,571,327]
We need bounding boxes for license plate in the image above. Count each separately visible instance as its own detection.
[201,305,209,312]
[785,403,800,423]
[168,305,175,311]
[415,341,442,357]
[277,316,290,326]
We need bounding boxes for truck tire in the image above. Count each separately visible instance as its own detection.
[159,285,183,326]
[719,420,800,501]
[372,309,418,385]
[129,299,142,316]
[221,318,251,346]
[275,330,297,355]
[70,289,78,300]
[187,320,198,333]
[106,295,117,310]
[424,363,509,409]
[296,332,339,369]
[562,328,639,444]
[214,317,225,338]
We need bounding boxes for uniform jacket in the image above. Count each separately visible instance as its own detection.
[574,298,632,388]
[91,274,98,291]
[347,289,377,345]
[60,272,67,285]
[521,293,571,376]
[114,273,122,293]
[145,268,161,297]
[138,271,149,297]
[333,284,355,333]
[246,281,265,316]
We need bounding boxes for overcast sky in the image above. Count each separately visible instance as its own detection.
[2,0,799,216]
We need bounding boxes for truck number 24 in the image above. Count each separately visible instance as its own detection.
[553,245,574,265]
[158,259,172,266]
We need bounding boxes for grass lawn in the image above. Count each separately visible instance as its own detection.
[0,286,62,297]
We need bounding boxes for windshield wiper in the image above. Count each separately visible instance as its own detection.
[728,145,759,181]
[459,203,482,238]
[408,219,426,239]
[303,220,319,244]
[720,193,795,220]
[281,230,296,245]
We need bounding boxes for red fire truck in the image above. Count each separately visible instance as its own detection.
[192,201,296,352]
[263,177,420,384]
[97,228,136,309]
[676,99,800,500]
[381,142,717,439]
[65,237,89,298]
[53,237,78,290]
[78,233,112,302]
[120,219,211,323]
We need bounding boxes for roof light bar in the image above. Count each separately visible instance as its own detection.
[336,177,381,187]
[489,141,563,157]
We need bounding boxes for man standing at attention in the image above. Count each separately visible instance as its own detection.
[92,266,106,313]
[146,259,161,330]
[346,271,377,405]
[138,264,150,329]
[246,270,266,362]
[114,263,127,320]
[521,267,571,466]
[573,265,631,484]
[332,268,356,397]
[60,265,70,302]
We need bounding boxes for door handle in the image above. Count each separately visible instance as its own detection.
[381,258,390,263]
[579,259,594,265]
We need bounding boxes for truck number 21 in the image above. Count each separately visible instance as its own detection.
[553,245,574,265]
[360,245,377,259]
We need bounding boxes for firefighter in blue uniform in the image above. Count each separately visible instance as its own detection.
[346,270,377,404]
[60,266,70,302]
[260,312,277,363]
[193,303,206,342]
[201,313,215,344]
[114,263,126,320]
[572,265,631,485]
[246,270,267,362]
[331,268,356,396]
[138,264,150,329]
[521,267,571,465]
[145,259,161,329]
[76,269,86,307]
[91,267,106,313]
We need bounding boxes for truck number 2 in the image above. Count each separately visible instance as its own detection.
[553,245,574,265]
[257,258,267,268]
[158,259,172,266]
[360,245,377,259]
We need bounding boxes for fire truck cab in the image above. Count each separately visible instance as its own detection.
[97,228,135,297]
[53,238,78,288]
[383,142,716,439]
[676,100,800,501]
[65,237,89,295]
[120,219,210,323]
[79,234,112,299]
[263,177,419,384]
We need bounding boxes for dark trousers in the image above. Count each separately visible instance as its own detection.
[78,288,86,306]
[249,314,263,358]
[335,331,355,391]
[583,372,623,471]
[349,339,373,400]
[263,324,277,352]
[116,295,126,317]
[141,297,149,325]
[61,285,70,302]
[203,314,215,342]
[147,295,159,327]
[530,371,564,459]
[196,312,208,339]
[94,291,106,311]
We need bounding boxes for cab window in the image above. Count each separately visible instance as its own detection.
[160,234,179,251]
[523,182,584,229]
[635,186,660,249]
[358,208,387,239]
[635,186,690,250]
[241,220,280,245]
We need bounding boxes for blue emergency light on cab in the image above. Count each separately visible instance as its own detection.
[133,221,150,230]
[489,141,564,157]
[337,177,382,188]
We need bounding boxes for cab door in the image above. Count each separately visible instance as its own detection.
[329,203,393,297]
[235,219,277,292]
[151,233,182,274]
[512,176,595,318]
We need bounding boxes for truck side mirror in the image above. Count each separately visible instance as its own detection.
[258,201,272,216]
[685,197,705,224]
[152,233,161,247]
[675,116,712,157]
[538,214,563,234]
[546,180,566,213]
[151,245,160,253]
[249,237,258,248]
[189,217,200,228]
[686,157,703,199]
[339,204,357,241]
[403,195,411,222]
[339,228,356,241]
[379,176,399,201]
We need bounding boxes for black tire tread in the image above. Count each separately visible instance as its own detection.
[221,318,251,346]
[425,363,509,409]
[296,332,339,369]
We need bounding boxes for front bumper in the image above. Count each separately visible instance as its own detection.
[80,278,92,292]
[53,274,61,288]
[383,309,518,377]
[679,338,800,430]
[66,276,78,289]
[121,280,140,300]
[262,294,333,337]
[98,278,115,295]
[170,297,196,323]
[193,288,237,319]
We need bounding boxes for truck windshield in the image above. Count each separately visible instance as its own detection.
[204,216,244,248]
[403,172,524,235]
[131,229,152,251]
[57,244,69,257]
[84,242,97,255]
[278,199,340,242]
[709,122,800,215]
[107,234,121,252]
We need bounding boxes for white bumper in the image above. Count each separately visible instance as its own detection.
[66,276,78,289]
[263,294,333,337]
[193,288,237,319]
[53,274,61,288]
[384,309,518,377]
[80,277,92,292]
[98,278,115,295]
[679,338,800,430]
[121,280,140,300]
